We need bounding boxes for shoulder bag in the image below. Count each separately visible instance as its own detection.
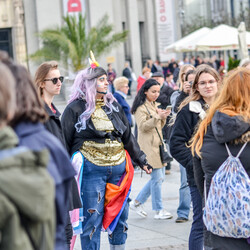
[144,104,173,165]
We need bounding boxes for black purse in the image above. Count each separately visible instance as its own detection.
[144,104,173,165]
[155,127,173,164]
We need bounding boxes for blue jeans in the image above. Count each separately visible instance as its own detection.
[177,164,191,218]
[189,186,204,250]
[80,159,129,250]
[136,167,165,211]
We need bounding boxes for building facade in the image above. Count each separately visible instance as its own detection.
[1,0,250,76]
[0,0,27,66]
[1,0,179,76]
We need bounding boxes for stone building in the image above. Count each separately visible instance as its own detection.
[0,0,27,67]
[1,0,179,76]
[2,0,249,76]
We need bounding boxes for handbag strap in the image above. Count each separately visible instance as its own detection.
[143,104,164,144]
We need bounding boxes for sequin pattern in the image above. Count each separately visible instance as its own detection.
[80,99,126,166]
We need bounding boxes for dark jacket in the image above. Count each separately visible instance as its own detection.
[61,99,147,168]
[0,126,55,250]
[170,99,206,186]
[14,121,75,250]
[122,67,132,82]
[156,84,174,109]
[173,67,180,83]
[44,103,66,146]
[173,91,189,114]
[193,111,250,249]
[156,84,174,140]
[113,91,132,126]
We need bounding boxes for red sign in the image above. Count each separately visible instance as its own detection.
[68,0,82,12]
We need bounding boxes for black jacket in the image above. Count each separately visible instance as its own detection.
[193,111,250,249]
[44,103,66,146]
[173,91,189,114]
[122,67,132,81]
[61,99,147,168]
[170,99,206,186]
[156,84,174,140]
[156,84,174,109]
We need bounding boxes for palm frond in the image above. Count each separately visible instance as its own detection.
[30,14,128,72]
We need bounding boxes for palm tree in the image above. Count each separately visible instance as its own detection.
[30,14,128,72]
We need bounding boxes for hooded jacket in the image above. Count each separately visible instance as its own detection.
[193,111,250,249]
[14,121,76,250]
[0,126,55,250]
[170,99,206,186]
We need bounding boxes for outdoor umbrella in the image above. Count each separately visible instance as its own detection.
[196,24,250,51]
[164,27,211,53]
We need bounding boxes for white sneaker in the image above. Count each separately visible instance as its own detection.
[130,200,147,218]
[154,209,173,220]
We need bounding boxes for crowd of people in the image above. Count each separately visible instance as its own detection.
[0,49,249,250]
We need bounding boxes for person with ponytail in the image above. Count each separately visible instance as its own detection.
[190,67,250,250]
[61,52,152,250]
[170,64,221,250]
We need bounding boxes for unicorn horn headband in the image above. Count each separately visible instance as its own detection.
[88,50,100,69]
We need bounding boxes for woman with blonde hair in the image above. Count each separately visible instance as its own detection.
[170,65,221,250]
[113,76,132,126]
[190,68,250,250]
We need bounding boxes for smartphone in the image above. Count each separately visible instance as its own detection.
[166,105,172,111]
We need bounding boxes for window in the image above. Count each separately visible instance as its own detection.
[0,28,13,57]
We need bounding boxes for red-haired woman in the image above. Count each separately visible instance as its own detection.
[191,67,250,250]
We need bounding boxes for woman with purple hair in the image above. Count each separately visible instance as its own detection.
[61,52,152,250]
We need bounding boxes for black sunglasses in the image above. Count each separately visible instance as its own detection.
[44,76,64,84]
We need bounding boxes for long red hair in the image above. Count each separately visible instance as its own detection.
[190,67,250,157]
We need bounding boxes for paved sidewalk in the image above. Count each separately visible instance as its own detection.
[74,161,192,250]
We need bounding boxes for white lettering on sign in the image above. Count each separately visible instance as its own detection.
[155,0,176,61]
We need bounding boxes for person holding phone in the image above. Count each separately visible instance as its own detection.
[166,105,172,111]
[130,79,172,220]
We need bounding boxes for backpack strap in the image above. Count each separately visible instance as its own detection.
[236,142,248,158]
[225,142,248,158]
[225,143,232,156]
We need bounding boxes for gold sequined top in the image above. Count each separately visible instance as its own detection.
[80,99,125,166]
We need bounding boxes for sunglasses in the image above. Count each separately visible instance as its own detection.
[44,76,64,84]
